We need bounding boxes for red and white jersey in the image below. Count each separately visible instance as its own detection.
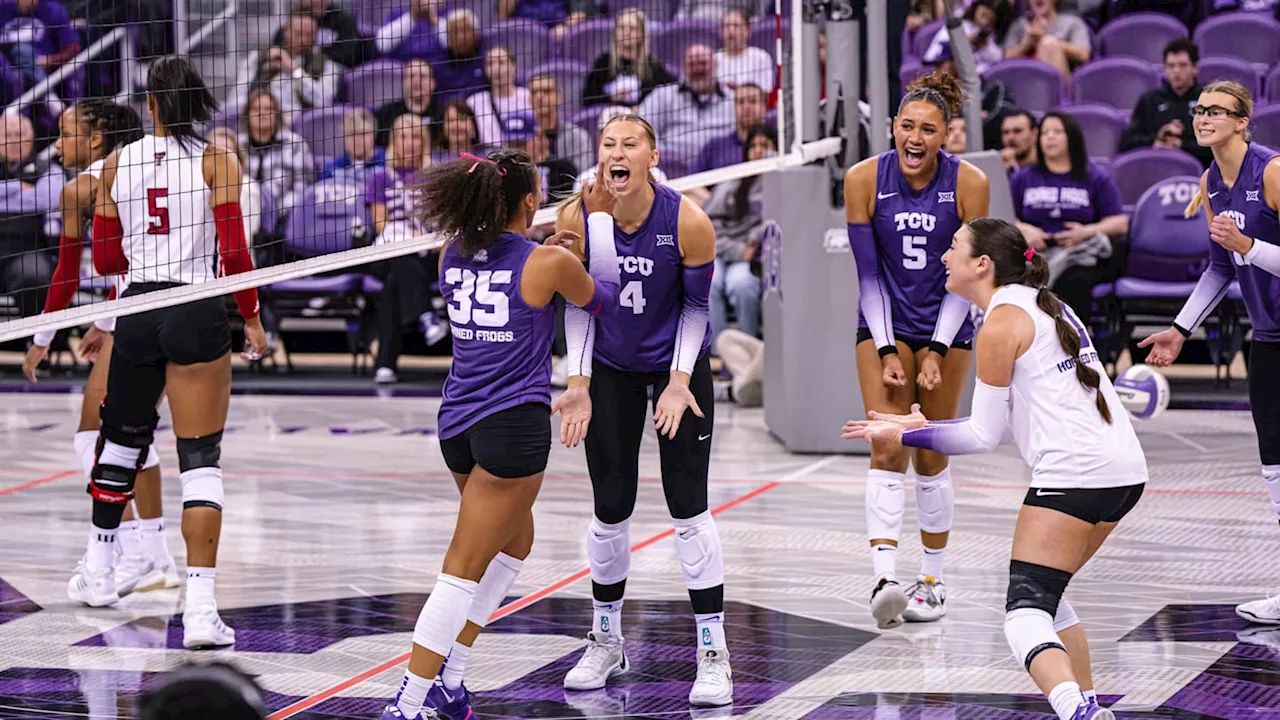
[112,134,216,285]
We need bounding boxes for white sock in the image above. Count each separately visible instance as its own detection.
[921,546,945,580]
[395,670,434,717]
[694,612,726,650]
[117,520,143,559]
[441,642,471,690]
[87,524,116,570]
[593,599,623,639]
[138,517,170,565]
[186,567,216,610]
[1263,465,1280,521]
[872,544,897,580]
[1082,689,1097,704]
[74,431,98,476]
[1047,680,1084,720]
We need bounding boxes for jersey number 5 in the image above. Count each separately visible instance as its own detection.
[445,268,511,327]
[902,235,927,270]
[147,188,169,235]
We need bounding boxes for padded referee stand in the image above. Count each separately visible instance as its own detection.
[761,151,1014,454]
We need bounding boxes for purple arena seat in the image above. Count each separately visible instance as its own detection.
[520,58,590,116]
[484,19,552,68]
[1107,147,1205,210]
[1197,55,1263,98]
[1250,103,1280,151]
[557,18,615,65]
[750,17,789,54]
[1193,12,1280,68]
[604,0,678,22]
[905,18,945,60]
[654,18,722,70]
[1066,103,1126,159]
[211,106,242,133]
[1115,174,1209,295]
[1096,11,1189,64]
[291,105,363,168]
[984,59,1065,115]
[1070,57,1160,110]
[280,180,372,259]
[572,104,613,147]
[1268,64,1280,105]
[899,57,926,90]
[343,59,406,109]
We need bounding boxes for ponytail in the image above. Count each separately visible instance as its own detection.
[1025,256,1113,425]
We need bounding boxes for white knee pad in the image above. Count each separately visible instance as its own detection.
[1264,465,1280,521]
[1005,607,1065,670]
[141,446,160,471]
[467,552,524,627]
[74,431,98,477]
[915,468,955,534]
[180,467,224,511]
[1053,598,1080,632]
[673,510,725,591]
[412,573,478,655]
[866,470,906,543]
[587,517,631,586]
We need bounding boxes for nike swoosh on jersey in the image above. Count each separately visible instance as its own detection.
[1209,191,1220,198]
[878,192,898,199]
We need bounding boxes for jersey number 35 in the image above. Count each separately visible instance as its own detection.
[445,268,511,327]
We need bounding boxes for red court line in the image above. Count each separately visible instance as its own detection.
[267,479,783,720]
[0,470,77,497]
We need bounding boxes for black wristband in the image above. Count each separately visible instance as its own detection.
[1044,236,1058,248]
[878,345,898,358]
[928,341,949,357]
[1172,322,1191,338]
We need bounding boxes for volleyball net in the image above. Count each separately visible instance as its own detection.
[0,0,839,346]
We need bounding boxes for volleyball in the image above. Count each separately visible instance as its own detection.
[1114,364,1171,420]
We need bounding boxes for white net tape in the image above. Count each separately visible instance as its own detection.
[0,136,839,344]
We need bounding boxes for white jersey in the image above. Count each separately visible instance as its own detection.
[989,284,1148,490]
[113,135,216,285]
[83,157,105,180]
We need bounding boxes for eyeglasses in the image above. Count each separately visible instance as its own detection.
[1192,105,1245,119]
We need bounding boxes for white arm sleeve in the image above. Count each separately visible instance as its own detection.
[1245,239,1280,278]
[901,380,1011,455]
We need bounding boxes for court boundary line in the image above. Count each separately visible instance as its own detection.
[0,470,77,496]
[267,457,836,719]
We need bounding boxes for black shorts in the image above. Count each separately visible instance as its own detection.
[116,283,231,366]
[1022,483,1145,525]
[1248,340,1280,465]
[856,327,973,353]
[439,402,551,479]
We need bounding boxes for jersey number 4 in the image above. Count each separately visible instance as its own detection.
[620,280,646,314]
[147,188,169,235]
[902,236,927,270]
[445,268,511,327]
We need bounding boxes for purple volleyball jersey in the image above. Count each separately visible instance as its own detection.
[1207,143,1280,342]
[591,183,712,372]
[437,233,555,439]
[861,150,975,343]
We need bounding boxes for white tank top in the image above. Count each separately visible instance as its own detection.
[112,135,216,285]
[987,283,1148,490]
[83,157,105,180]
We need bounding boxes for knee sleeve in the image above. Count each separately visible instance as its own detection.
[141,446,160,471]
[1005,607,1066,670]
[1264,465,1280,521]
[412,574,478,656]
[1006,560,1072,615]
[673,510,725,591]
[865,470,906,543]
[1053,598,1080,632]
[587,517,631,586]
[89,438,144,505]
[915,468,955,534]
[177,432,224,511]
[74,431,98,477]
[99,406,159,451]
[466,552,524,627]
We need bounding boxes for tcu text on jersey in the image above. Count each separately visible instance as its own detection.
[892,211,938,233]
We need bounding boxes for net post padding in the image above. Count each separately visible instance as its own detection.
[0,137,840,344]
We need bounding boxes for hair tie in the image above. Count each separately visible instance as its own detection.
[461,151,506,175]
[1024,248,1035,262]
